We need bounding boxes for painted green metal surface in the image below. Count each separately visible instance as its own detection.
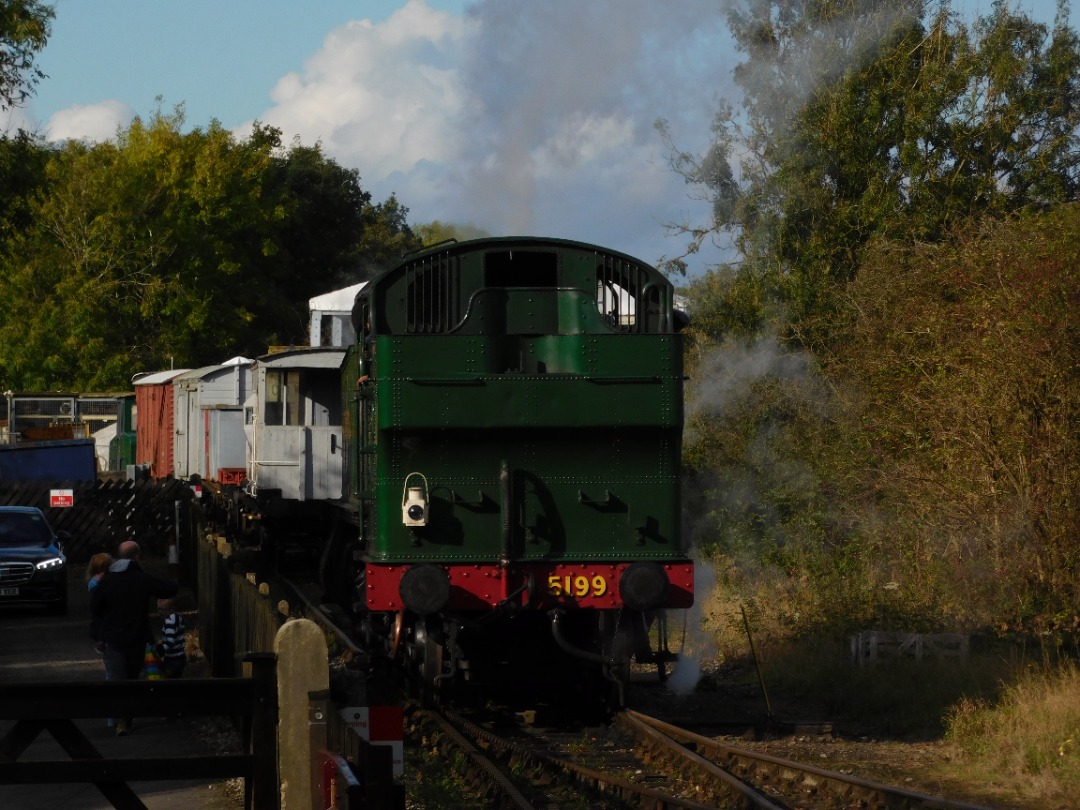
[347,237,687,568]
[374,335,681,429]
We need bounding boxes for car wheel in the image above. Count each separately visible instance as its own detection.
[48,595,68,616]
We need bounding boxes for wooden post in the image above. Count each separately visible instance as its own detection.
[274,619,329,810]
[246,653,279,810]
[309,689,330,809]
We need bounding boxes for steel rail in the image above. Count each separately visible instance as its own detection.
[419,708,537,810]
[617,711,788,810]
[440,706,722,810]
[625,709,996,810]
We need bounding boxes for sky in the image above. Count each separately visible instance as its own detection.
[3,0,1068,280]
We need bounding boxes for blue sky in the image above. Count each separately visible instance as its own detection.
[4,0,1068,280]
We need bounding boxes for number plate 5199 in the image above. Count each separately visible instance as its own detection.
[547,574,608,598]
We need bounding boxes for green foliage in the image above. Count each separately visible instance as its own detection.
[0,0,52,110]
[679,265,769,341]
[667,1,1080,322]
[824,210,1079,634]
[406,736,487,809]
[687,209,1079,647]
[677,0,1079,648]
[261,129,396,292]
[0,109,420,390]
[0,129,49,250]
[412,220,491,247]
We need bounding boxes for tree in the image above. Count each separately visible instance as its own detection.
[664,0,1080,325]
[0,0,52,110]
[266,132,378,297]
[0,129,49,249]
[823,209,1080,632]
[671,0,1080,643]
[412,221,491,247]
[0,109,421,390]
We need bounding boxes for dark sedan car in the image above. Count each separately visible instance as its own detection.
[0,506,68,615]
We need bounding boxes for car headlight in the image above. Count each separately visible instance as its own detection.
[35,557,64,571]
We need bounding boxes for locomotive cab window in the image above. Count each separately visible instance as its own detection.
[484,250,559,288]
[597,279,636,329]
[595,254,666,333]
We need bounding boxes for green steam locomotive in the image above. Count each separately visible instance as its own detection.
[330,236,693,703]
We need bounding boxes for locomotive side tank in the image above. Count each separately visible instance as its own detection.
[343,236,692,701]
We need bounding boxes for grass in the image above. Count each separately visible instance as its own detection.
[403,712,491,810]
[405,740,488,809]
[744,634,1079,806]
[943,663,1080,807]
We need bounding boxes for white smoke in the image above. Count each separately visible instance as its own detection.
[666,560,718,695]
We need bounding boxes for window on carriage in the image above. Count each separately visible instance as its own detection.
[264,370,300,426]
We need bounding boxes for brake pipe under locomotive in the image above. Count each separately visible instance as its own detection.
[330,236,693,702]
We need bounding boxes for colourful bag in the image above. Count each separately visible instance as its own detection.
[143,643,162,680]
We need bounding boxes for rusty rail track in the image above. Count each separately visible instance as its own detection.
[419,703,723,809]
[414,704,999,810]
[624,710,996,810]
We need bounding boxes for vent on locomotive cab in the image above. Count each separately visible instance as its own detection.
[405,253,462,334]
[595,255,665,334]
[483,249,559,288]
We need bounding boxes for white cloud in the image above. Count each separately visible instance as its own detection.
[239,0,471,174]
[46,100,135,143]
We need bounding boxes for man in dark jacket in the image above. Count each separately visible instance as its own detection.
[90,540,178,736]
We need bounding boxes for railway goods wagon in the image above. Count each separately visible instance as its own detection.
[134,369,190,479]
[171,359,252,481]
[221,346,349,562]
[335,236,692,702]
[243,346,346,501]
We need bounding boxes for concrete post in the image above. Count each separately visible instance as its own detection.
[275,619,329,810]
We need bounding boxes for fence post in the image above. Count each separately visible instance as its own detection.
[246,652,280,810]
[275,619,330,810]
[309,689,331,809]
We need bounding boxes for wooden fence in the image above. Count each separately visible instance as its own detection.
[849,631,970,666]
[0,478,193,563]
[0,657,279,810]
[195,534,403,809]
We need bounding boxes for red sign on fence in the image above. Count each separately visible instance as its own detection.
[49,489,74,508]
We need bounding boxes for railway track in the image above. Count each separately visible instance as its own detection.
[410,704,997,810]
[622,711,996,810]
[278,571,998,809]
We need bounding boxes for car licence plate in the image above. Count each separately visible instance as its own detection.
[0,587,18,596]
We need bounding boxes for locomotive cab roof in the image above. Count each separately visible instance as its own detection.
[354,236,679,338]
